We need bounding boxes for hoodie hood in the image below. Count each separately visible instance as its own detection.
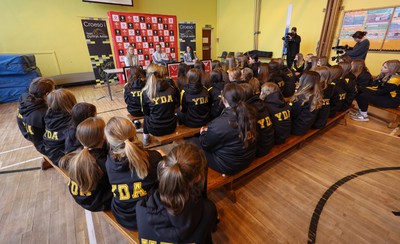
[247,94,266,114]
[45,109,72,131]
[265,91,286,108]
[157,79,171,92]
[184,82,203,95]
[140,191,203,241]
[18,93,47,117]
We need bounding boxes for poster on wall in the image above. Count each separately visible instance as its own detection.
[339,10,367,46]
[338,6,400,52]
[179,22,196,61]
[364,8,393,50]
[383,7,400,50]
[107,11,178,82]
[81,19,115,85]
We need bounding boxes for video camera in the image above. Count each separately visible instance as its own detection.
[331,45,353,62]
[282,32,295,42]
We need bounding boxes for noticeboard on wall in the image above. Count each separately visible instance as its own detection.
[338,6,400,52]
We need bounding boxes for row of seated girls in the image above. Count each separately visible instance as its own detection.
[292,54,400,121]
[16,78,218,242]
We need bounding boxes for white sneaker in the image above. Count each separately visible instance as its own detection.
[350,111,369,122]
[143,136,151,146]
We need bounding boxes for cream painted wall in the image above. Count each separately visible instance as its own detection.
[0,0,217,76]
[258,0,326,58]
[333,0,399,74]
[217,0,254,54]
[216,0,399,74]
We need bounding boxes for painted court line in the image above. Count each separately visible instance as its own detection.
[389,127,399,136]
[0,145,33,155]
[351,123,399,139]
[0,156,42,170]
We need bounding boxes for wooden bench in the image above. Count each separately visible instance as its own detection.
[144,124,201,149]
[368,105,400,128]
[43,156,139,243]
[127,114,201,148]
[206,110,349,202]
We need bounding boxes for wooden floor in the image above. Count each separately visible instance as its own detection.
[1,83,399,244]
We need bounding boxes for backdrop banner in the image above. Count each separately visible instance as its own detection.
[108,11,178,83]
[81,18,115,85]
[179,22,196,61]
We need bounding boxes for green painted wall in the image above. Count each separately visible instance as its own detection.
[0,0,217,76]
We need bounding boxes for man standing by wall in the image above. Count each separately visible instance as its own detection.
[285,27,301,68]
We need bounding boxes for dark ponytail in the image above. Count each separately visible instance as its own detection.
[222,83,256,148]
[352,31,367,39]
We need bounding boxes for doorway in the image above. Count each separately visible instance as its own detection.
[202,29,212,60]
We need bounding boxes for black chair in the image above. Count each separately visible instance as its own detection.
[217,51,227,61]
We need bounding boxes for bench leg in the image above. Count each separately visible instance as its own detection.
[224,181,236,203]
[388,115,400,129]
[41,157,53,170]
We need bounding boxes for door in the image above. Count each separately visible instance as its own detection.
[202,29,212,60]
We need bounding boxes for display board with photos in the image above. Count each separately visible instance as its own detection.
[338,6,400,51]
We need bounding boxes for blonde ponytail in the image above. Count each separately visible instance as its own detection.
[69,147,103,193]
[105,116,150,179]
[124,139,149,179]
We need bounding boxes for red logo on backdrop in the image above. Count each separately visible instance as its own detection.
[167,63,180,81]
[202,60,212,73]
[108,11,179,83]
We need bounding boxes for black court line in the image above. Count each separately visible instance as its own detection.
[97,107,126,114]
[0,167,41,175]
[308,166,400,244]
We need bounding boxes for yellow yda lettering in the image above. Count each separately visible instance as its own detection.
[118,184,131,201]
[257,116,272,129]
[339,93,346,100]
[131,90,142,97]
[44,130,58,140]
[275,110,290,121]
[322,98,330,106]
[26,124,34,135]
[152,97,160,105]
[192,96,209,105]
[112,182,147,200]
[141,239,160,244]
[111,184,117,197]
[69,179,92,196]
[133,182,147,198]
[153,95,173,105]
[17,112,23,119]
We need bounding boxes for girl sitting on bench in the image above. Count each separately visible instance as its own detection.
[136,143,218,243]
[199,83,257,175]
[289,71,323,135]
[43,89,77,165]
[60,117,112,211]
[17,77,55,156]
[313,66,334,128]
[177,68,211,128]
[64,102,97,154]
[105,116,162,230]
[351,60,400,122]
[141,64,178,146]
[260,82,291,144]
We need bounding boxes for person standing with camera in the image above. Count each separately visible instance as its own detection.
[284,27,301,68]
[343,31,370,60]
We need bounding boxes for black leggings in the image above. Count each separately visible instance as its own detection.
[356,92,400,112]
